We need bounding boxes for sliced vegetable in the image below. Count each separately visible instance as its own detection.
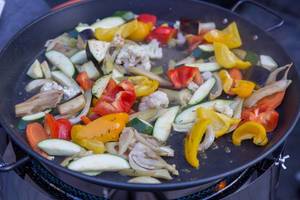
[167,66,203,89]
[219,69,233,94]
[172,122,194,133]
[147,26,176,45]
[77,61,100,80]
[92,75,111,98]
[232,121,268,146]
[127,117,153,135]
[51,71,81,98]
[25,79,52,93]
[76,72,93,91]
[15,90,63,117]
[214,42,251,69]
[91,17,125,30]
[128,76,159,97]
[244,79,292,108]
[196,107,240,138]
[58,95,86,115]
[175,99,233,125]
[86,40,110,63]
[260,55,278,71]
[22,110,50,121]
[153,106,179,142]
[26,122,49,156]
[113,11,135,21]
[198,125,215,151]
[137,14,157,26]
[69,90,92,124]
[71,113,129,144]
[128,21,152,42]
[70,50,87,65]
[151,66,164,75]
[120,169,172,180]
[38,139,83,156]
[185,62,221,72]
[209,72,222,100]
[129,108,165,123]
[204,22,242,48]
[27,59,43,79]
[231,80,255,98]
[265,64,292,85]
[68,154,130,172]
[40,61,52,79]
[198,22,216,34]
[127,66,172,87]
[184,119,210,168]
[188,77,216,105]
[45,51,75,77]
[93,80,136,115]
[128,176,161,184]
[159,88,192,106]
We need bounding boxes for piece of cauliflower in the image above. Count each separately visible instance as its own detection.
[138,91,169,111]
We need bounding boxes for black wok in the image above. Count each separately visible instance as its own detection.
[0,0,299,191]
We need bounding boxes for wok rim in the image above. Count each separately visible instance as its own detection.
[0,0,299,191]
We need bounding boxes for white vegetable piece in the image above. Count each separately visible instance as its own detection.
[128,176,161,184]
[88,40,110,63]
[188,77,216,105]
[198,44,214,52]
[40,61,52,79]
[70,50,88,65]
[138,91,169,112]
[175,100,233,125]
[78,61,100,80]
[38,139,83,156]
[46,51,75,77]
[260,55,278,71]
[92,75,111,98]
[91,17,125,30]
[82,171,102,176]
[22,110,51,121]
[68,154,130,172]
[186,62,221,72]
[198,22,216,34]
[153,106,180,142]
[27,59,43,79]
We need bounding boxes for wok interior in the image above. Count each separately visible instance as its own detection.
[0,0,299,186]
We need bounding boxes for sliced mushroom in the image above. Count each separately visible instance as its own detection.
[15,90,63,117]
[58,95,86,115]
[118,127,136,155]
[129,143,178,175]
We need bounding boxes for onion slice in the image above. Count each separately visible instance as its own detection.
[245,79,292,108]
[69,90,92,124]
[209,72,222,100]
[265,63,292,85]
[198,125,215,151]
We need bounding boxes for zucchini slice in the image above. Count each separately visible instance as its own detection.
[92,75,111,98]
[127,118,153,135]
[70,50,88,65]
[188,77,216,105]
[153,106,180,142]
[46,50,75,77]
[186,62,221,72]
[27,59,43,79]
[91,17,125,30]
[86,40,110,64]
[175,100,233,125]
[38,139,83,156]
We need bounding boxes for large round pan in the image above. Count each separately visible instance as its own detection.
[0,0,299,191]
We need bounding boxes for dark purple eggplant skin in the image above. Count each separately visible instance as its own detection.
[79,29,95,41]
[85,40,102,70]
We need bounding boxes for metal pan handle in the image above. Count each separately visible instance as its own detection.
[231,0,284,32]
[0,156,30,172]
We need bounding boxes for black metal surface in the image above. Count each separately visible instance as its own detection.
[231,0,284,32]
[0,0,299,191]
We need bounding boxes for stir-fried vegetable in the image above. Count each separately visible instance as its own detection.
[16,12,293,180]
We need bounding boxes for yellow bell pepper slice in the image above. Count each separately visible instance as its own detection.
[128,21,153,42]
[231,80,256,98]
[204,22,242,48]
[196,107,240,138]
[95,20,138,42]
[219,69,233,94]
[184,119,211,168]
[128,76,159,97]
[71,125,106,154]
[214,42,251,69]
[71,113,129,145]
[232,121,268,146]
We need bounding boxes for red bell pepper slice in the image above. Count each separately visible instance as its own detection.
[44,114,72,140]
[93,80,136,116]
[241,108,279,132]
[137,14,157,25]
[44,114,59,138]
[167,66,203,89]
[256,92,285,112]
[76,72,93,91]
[147,26,176,44]
[186,34,204,52]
